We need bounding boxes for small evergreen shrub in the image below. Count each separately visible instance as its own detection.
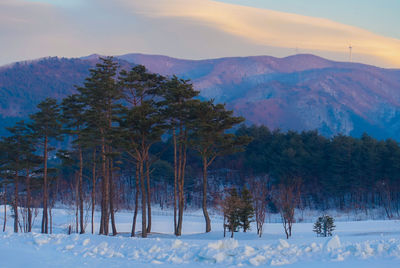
[313,215,335,237]
[222,186,255,237]
[223,188,242,237]
[239,186,255,232]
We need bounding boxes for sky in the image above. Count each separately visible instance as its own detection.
[1,0,399,68]
[218,0,400,39]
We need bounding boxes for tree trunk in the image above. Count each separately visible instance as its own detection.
[140,157,147,238]
[26,171,32,232]
[79,146,85,234]
[176,141,183,236]
[202,156,211,233]
[13,171,19,233]
[41,135,48,234]
[223,215,226,237]
[49,206,52,234]
[131,162,139,237]
[99,136,109,235]
[91,149,96,234]
[176,136,187,236]
[173,129,178,235]
[3,185,6,232]
[283,219,289,239]
[255,202,259,236]
[50,178,58,235]
[99,188,104,235]
[109,160,117,236]
[146,157,152,233]
[75,173,79,233]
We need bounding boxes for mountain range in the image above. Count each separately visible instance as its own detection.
[1,53,400,139]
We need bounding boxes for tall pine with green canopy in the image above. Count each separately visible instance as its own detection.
[61,94,87,234]
[29,98,62,234]
[190,100,250,233]
[8,121,40,233]
[77,57,122,235]
[159,76,199,236]
[80,113,101,234]
[0,121,36,232]
[119,65,166,238]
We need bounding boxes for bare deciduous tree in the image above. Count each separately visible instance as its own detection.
[376,180,394,219]
[249,176,271,237]
[273,178,302,239]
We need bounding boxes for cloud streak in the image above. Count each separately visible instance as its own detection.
[124,0,400,67]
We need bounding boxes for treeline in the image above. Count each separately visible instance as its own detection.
[0,57,249,237]
[223,126,400,216]
[151,124,400,218]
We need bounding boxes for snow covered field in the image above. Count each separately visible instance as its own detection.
[1,207,400,267]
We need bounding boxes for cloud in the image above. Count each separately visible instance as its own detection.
[0,0,399,68]
[121,0,400,67]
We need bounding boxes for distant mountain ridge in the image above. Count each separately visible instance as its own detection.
[1,53,400,139]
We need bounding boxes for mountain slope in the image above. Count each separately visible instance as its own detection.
[1,54,399,139]
[118,53,400,138]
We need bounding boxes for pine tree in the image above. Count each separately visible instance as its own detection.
[239,186,254,232]
[77,57,122,235]
[313,215,335,237]
[29,98,62,234]
[158,76,199,236]
[189,100,250,233]
[223,187,241,238]
[61,94,86,234]
[0,121,34,232]
[80,120,100,235]
[0,126,39,233]
[119,65,166,238]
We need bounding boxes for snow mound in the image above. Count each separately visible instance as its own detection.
[196,239,240,264]
[278,239,290,249]
[172,239,183,249]
[325,235,341,252]
[82,238,90,246]
[1,232,400,267]
[34,237,50,246]
[249,255,266,266]
[208,239,239,250]
[1,211,400,268]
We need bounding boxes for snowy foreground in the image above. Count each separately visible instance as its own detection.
[1,208,400,267]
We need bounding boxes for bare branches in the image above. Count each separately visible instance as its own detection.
[249,176,271,237]
[273,177,302,239]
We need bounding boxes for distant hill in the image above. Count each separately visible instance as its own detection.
[1,53,400,139]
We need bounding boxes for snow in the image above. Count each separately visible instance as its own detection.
[279,239,290,249]
[1,206,400,267]
[325,235,341,252]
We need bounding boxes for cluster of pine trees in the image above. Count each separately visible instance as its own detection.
[0,57,249,237]
[2,57,400,239]
[222,186,254,238]
[222,125,400,216]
